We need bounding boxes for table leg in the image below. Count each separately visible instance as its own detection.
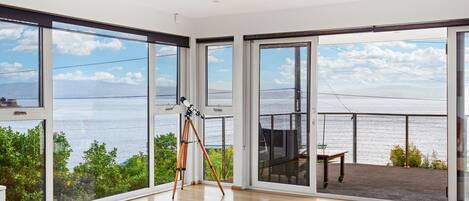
[338,155,344,183]
[323,158,328,188]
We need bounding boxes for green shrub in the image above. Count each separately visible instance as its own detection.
[389,143,446,170]
[154,133,177,185]
[204,146,233,182]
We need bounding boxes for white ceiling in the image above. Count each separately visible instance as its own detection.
[117,0,362,18]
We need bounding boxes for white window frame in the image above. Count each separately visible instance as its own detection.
[196,41,234,185]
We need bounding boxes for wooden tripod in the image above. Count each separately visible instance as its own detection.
[171,116,225,199]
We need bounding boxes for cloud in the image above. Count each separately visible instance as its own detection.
[274,58,307,85]
[54,70,143,85]
[372,41,417,49]
[318,41,446,91]
[207,46,226,63]
[157,45,177,56]
[12,30,38,52]
[0,23,24,40]
[156,75,176,86]
[52,30,123,56]
[108,66,123,71]
[0,62,37,81]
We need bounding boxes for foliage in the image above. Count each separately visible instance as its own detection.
[204,146,234,182]
[0,126,231,200]
[154,133,177,185]
[389,143,447,170]
[0,125,44,201]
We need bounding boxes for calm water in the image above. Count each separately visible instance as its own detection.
[2,96,448,168]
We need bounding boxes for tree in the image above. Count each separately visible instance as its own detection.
[73,141,130,199]
[121,152,148,190]
[0,125,44,201]
[154,133,177,185]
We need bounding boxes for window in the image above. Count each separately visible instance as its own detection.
[156,45,179,105]
[316,30,447,200]
[0,120,45,200]
[154,114,180,185]
[0,20,40,108]
[52,28,149,200]
[206,45,233,106]
[203,116,234,183]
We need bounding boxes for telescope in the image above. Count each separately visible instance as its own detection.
[180,97,204,118]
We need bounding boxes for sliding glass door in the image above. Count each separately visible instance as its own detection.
[448,26,469,201]
[251,37,317,192]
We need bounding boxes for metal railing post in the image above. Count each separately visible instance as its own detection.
[405,115,409,168]
[221,117,226,180]
[353,113,357,163]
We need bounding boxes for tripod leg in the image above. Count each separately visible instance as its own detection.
[172,120,190,199]
[180,120,190,190]
[189,120,225,196]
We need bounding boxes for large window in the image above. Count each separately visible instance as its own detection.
[52,27,149,200]
[206,45,233,106]
[0,20,40,108]
[0,120,45,200]
[156,45,179,105]
[316,30,447,200]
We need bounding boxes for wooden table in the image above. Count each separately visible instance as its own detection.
[317,149,347,188]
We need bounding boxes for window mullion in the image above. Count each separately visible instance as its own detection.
[41,27,54,201]
[148,43,156,188]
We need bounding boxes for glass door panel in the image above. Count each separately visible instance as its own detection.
[258,43,311,186]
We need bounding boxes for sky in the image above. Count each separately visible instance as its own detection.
[1,20,469,108]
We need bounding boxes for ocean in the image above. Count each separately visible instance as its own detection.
[2,95,448,169]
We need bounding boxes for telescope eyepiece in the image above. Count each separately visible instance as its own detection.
[179,97,187,103]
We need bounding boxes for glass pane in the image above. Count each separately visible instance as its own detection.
[156,45,178,105]
[204,116,234,183]
[52,29,148,200]
[206,45,233,106]
[317,35,447,200]
[258,44,310,186]
[154,114,180,185]
[0,21,40,108]
[0,120,44,200]
[458,32,469,200]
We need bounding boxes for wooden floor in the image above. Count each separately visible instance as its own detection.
[131,185,345,201]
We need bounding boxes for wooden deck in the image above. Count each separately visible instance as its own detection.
[317,163,447,201]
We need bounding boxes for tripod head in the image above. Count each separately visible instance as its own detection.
[180,97,204,119]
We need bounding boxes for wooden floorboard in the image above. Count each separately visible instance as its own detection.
[131,185,345,201]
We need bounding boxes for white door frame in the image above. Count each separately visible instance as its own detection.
[447,25,469,201]
[250,36,318,194]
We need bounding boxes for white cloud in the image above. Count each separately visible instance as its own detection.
[108,66,123,71]
[157,45,177,56]
[0,62,37,81]
[54,70,143,85]
[12,30,38,52]
[156,75,176,86]
[207,45,226,63]
[0,22,24,40]
[372,41,417,49]
[52,30,123,56]
[274,58,307,85]
[318,42,446,91]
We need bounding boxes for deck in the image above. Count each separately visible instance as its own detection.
[317,163,447,201]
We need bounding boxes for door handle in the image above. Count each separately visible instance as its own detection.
[14,111,27,115]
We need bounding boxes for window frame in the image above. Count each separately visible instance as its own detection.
[198,42,234,115]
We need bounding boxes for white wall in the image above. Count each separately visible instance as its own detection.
[192,0,469,37]
[0,0,193,36]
